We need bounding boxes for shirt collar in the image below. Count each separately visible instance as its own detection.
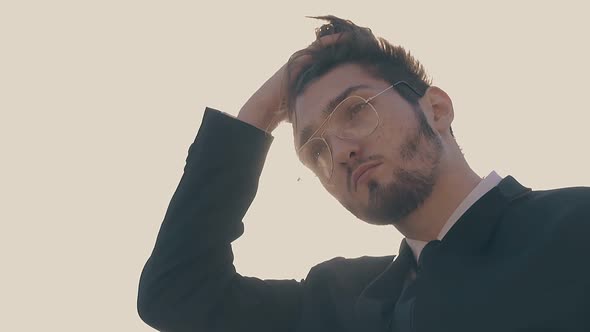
[405,171,503,262]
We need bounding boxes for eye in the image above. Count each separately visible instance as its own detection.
[301,139,327,167]
[345,102,369,120]
[309,144,326,162]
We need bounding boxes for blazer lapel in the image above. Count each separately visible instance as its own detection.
[354,239,414,332]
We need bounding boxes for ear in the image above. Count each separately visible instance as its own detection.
[422,86,454,136]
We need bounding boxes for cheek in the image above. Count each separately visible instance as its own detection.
[370,123,398,152]
[372,113,414,149]
[371,120,395,146]
[372,130,385,143]
[323,178,351,200]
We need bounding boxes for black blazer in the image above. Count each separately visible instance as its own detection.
[137,108,590,332]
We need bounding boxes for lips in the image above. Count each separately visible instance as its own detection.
[352,161,382,190]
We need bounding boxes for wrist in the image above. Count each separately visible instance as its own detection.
[237,108,277,133]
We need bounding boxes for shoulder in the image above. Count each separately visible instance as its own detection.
[308,255,395,275]
[528,185,590,207]
[507,185,590,246]
[521,186,590,223]
[305,255,394,294]
[516,186,590,274]
[293,255,394,329]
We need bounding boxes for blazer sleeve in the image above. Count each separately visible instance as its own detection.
[137,108,303,332]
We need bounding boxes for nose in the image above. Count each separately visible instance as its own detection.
[329,136,362,168]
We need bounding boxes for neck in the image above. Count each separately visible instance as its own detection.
[395,157,482,241]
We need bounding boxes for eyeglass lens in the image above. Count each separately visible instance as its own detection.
[300,96,379,180]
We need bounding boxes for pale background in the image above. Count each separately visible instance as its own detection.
[1,1,589,331]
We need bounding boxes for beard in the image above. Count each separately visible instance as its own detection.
[360,104,443,225]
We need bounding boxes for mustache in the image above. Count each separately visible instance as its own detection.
[347,155,384,192]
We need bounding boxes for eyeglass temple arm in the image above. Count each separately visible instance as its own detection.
[366,81,423,103]
[366,85,395,103]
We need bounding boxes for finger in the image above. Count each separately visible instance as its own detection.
[289,31,348,65]
[290,32,348,69]
[283,32,349,103]
[310,32,349,48]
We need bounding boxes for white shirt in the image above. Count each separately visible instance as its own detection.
[405,171,503,262]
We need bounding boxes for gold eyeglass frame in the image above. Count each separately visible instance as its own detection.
[297,80,422,182]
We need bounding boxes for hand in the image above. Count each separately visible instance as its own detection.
[237,33,346,133]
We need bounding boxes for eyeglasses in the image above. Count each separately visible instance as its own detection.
[297,81,422,182]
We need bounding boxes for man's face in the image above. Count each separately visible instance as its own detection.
[293,63,444,225]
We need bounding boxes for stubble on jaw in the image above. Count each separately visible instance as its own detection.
[366,166,438,224]
[364,104,443,225]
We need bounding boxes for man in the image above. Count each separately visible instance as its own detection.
[137,16,590,332]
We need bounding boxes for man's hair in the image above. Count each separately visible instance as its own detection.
[286,16,453,136]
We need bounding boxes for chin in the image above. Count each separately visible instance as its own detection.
[360,215,393,226]
[347,199,395,226]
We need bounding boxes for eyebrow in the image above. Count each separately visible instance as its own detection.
[297,84,371,148]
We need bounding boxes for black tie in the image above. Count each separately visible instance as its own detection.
[392,240,442,332]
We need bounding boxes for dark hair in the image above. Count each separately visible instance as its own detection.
[286,16,453,135]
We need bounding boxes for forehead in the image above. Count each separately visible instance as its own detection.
[293,63,386,146]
